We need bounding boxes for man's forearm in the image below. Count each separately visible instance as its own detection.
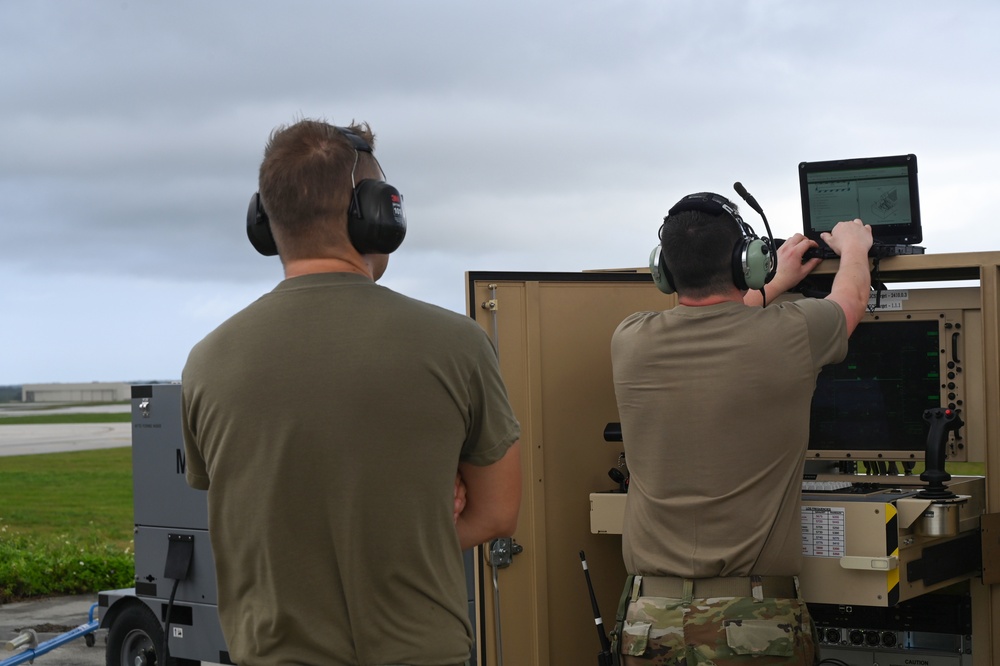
[455,442,522,551]
[829,250,872,332]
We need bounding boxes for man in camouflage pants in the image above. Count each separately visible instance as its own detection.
[611,192,872,665]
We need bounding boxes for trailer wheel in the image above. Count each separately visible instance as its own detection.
[105,603,168,666]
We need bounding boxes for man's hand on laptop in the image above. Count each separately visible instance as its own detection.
[771,233,823,290]
[821,219,873,259]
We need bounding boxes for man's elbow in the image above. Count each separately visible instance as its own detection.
[826,291,868,336]
[478,499,519,540]
[844,295,869,336]
[494,507,520,539]
[456,503,520,550]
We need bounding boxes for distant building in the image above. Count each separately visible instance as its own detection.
[21,382,131,403]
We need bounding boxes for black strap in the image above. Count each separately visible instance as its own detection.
[609,575,634,666]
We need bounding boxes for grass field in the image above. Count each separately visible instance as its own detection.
[0,412,135,601]
[0,447,134,544]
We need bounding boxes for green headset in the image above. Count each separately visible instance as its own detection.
[649,192,775,294]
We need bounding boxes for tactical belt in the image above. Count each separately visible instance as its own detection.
[639,574,796,599]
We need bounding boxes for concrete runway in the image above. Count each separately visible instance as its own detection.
[0,423,131,457]
[0,404,131,457]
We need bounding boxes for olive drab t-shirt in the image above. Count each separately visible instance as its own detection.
[182,273,520,666]
[611,298,847,578]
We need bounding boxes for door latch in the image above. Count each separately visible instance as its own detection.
[488,537,523,568]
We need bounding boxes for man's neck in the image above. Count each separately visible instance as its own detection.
[283,257,373,280]
[677,290,746,307]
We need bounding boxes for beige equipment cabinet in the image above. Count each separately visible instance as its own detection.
[466,251,1000,666]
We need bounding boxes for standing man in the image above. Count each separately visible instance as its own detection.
[611,192,872,665]
[182,119,522,666]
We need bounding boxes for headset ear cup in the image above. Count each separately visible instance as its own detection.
[348,180,407,255]
[739,238,774,291]
[246,193,278,256]
[649,246,675,294]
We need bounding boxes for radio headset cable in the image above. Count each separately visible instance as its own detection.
[867,256,888,314]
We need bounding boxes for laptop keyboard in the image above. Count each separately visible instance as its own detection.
[803,242,925,260]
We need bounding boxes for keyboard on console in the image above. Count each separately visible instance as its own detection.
[801,480,854,492]
[801,480,885,495]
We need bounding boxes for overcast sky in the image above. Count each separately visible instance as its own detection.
[2,1,997,385]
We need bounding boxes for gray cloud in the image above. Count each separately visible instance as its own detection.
[2,0,999,383]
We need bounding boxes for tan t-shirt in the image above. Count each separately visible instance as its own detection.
[182,272,520,666]
[611,298,846,578]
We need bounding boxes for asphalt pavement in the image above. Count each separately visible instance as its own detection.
[0,595,105,666]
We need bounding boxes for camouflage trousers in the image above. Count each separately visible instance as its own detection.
[618,583,817,665]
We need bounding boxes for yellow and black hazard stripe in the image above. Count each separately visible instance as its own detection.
[885,502,899,606]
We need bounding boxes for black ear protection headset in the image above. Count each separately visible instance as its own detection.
[649,192,775,295]
[246,126,407,257]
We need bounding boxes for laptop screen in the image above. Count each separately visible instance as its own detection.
[799,154,921,246]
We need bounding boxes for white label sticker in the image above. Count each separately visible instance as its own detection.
[868,289,908,311]
[802,506,847,558]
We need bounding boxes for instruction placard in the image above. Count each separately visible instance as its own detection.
[802,506,846,558]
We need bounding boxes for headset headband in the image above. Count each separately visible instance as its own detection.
[667,192,744,228]
[334,126,373,153]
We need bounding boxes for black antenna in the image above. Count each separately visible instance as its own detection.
[579,550,614,666]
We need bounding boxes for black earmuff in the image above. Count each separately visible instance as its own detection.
[650,192,774,294]
[246,192,278,256]
[245,126,407,257]
[346,179,406,255]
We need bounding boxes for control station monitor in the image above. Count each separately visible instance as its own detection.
[806,310,966,462]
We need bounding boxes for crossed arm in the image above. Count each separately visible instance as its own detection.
[454,441,522,551]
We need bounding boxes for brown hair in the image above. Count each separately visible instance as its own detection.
[257,119,380,258]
